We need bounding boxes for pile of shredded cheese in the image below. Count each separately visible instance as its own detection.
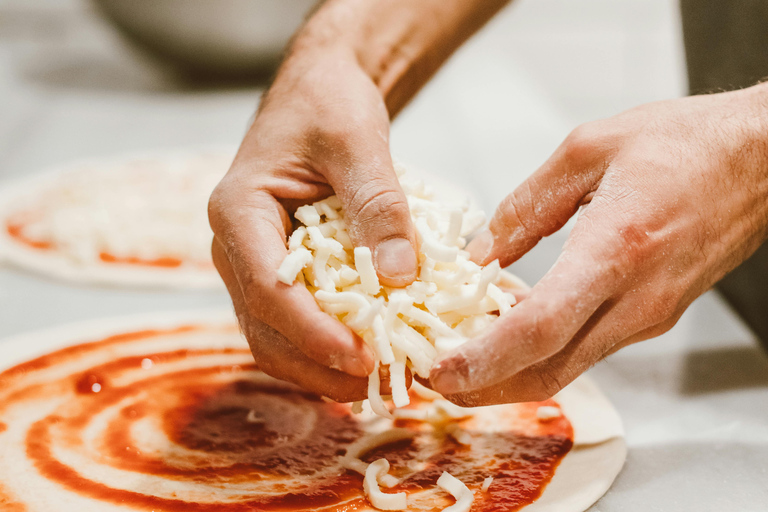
[278,163,516,416]
[277,163,524,511]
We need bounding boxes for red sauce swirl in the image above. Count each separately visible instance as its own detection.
[0,325,572,511]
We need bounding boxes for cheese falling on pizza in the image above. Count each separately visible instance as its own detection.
[0,315,626,512]
[277,164,528,510]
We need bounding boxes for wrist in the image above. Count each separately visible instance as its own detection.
[737,82,768,152]
[281,0,510,117]
[746,80,768,120]
[286,2,417,114]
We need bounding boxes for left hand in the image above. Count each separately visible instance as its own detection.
[429,84,768,405]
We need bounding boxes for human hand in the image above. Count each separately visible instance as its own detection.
[208,48,418,402]
[430,84,768,405]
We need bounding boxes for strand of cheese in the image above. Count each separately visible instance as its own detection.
[536,405,563,421]
[445,423,472,446]
[340,428,416,483]
[437,472,474,512]
[364,459,407,510]
[367,362,394,419]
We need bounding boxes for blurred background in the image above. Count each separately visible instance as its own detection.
[0,0,687,284]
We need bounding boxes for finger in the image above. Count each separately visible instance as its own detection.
[430,203,629,396]
[496,271,531,302]
[467,128,608,267]
[209,187,375,377]
[441,298,683,406]
[213,237,378,401]
[245,320,406,402]
[413,375,433,390]
[315,126,418,287]
[441,301,619,406]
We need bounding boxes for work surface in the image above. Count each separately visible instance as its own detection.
[1,2,767,511]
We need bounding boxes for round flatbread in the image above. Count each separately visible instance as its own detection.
[0,148,234,289]
[0,311,625,512]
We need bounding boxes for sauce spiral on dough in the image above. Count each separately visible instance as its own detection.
[0,323,573,512]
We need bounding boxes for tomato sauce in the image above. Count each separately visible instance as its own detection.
[98,252,183,268]
[5,220,202,269]
[0,325,573,511]
[5,223,52,250]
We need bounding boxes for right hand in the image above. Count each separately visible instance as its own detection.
[208,48,418,402]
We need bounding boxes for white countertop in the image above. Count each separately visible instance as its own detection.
[1,2,766,510]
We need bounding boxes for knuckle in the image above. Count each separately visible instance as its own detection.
[617,225,653,269]
[597,220,655,280]
[640,309,684,340]
[656,311,684,335]
[208,173,263,232]
[563,122,605,166]
[650,287,684,324]
[492,189,537,241]
[207,181,229,229]
[210,239,228,274]
[348,182,409,235]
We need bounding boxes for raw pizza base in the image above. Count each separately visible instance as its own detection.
[0,152,482,291]
[0,148,232,290]
[0,310,626,512]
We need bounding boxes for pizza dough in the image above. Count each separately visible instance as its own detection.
[0,311,626,512]
[0,153,481,291]
[0,148,233,289]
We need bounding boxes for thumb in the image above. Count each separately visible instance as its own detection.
[467,134,605,267]
[321,136,418,287]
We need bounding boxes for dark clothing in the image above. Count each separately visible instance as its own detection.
[681,0,768,347]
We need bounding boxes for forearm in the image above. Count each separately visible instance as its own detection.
[286,0,511,116]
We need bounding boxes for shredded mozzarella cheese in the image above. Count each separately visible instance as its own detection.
[355,246,381,295]
[437,472,474,512]
[364,459,407,510]
[341,428,416,480]
[536,405,563,421]
[481,477,494,492]
[279,165,522,418]
[445,423,472,446]
[276,247,313,285]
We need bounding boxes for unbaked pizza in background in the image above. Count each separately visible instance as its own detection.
[0,311,626,512]
[0,148,233,289]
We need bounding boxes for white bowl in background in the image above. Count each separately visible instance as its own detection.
[93,0,318,76]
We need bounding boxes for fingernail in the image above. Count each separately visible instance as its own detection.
[430,358,469,395]
[340,353,372,378]
[467,230,493,264]
[374,238,417,282]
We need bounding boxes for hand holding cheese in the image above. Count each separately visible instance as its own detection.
[276,163,519,416]
[208,51,421,401]
[208,0,508,401]
[432,86,768,405]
